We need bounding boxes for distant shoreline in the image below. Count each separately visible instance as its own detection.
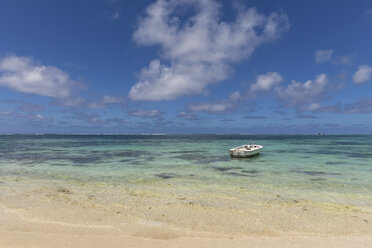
[1,133,371,136]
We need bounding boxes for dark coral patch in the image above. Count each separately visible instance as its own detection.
[291,170,341,176]
[213,166,243,172]
[155,173,177,179]
[241,169,259,174]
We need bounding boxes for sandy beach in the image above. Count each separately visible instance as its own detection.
[1,174,371,248]
[1,206,371,248]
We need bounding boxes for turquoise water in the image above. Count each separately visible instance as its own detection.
[0,135,371,208]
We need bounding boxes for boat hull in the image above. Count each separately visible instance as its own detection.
[229,149,261,158]
[229,145,263,158]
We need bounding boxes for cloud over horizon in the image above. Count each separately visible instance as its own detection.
[187,91,242,113]
[249,72,283,94]
[0,55,81,98]
[187,72,329,115]
[353,65,372,84]
[127,108,162,118]
[315,49,333,63]
[275,73,328,112]
[129,0,289,101]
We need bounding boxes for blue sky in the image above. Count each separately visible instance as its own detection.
[0,0,372,134]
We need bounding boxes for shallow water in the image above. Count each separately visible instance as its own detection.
[0,134,371,209]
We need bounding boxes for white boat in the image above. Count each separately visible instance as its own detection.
[229,144,263,158]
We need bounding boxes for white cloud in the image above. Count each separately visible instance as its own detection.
[129,0,289,100]
[188,101,233,113]
[177,111,200,120]
[315,49,333,63]
[188,91,242,113]
[127,109,161,117]
[228,91,241,101]
[250,72,283,93]
[36,114,45,120]
[0,55,80,98]
[353,65,372,84]
[88,95,126,109]
[308,103,320,111]
[275,73,328,111]
[129,59,229,101]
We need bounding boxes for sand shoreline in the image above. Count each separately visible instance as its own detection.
[1,177,372,248]
[1,206,372,248]
[1,212,371,248]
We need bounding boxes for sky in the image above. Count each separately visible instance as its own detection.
[0,0,372,134]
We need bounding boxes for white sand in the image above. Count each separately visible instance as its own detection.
[1,208,371,248]
[1,179,371,247]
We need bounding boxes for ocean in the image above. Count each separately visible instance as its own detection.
[0,134,371,235]
[1,134,371,206]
